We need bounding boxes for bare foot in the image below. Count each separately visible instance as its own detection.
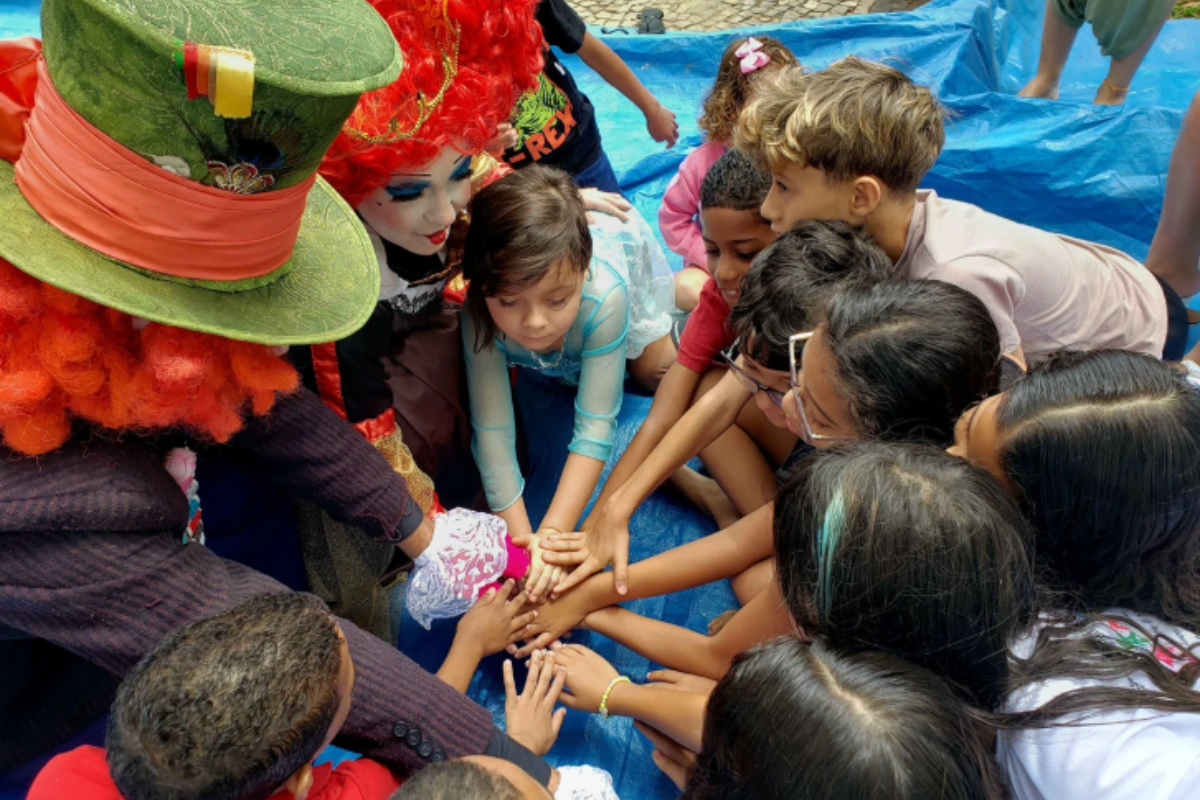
[1093,83,1129,106]
[668,466,741,529]
[707,609,737,636]
[1018,74,1060,100]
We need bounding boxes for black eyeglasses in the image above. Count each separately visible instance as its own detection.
[721,347,786,408]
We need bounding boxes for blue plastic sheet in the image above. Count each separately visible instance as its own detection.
[2,1,1199,799]
[570,0,1198,267]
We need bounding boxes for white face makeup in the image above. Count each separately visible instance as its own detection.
[356,144,473,257]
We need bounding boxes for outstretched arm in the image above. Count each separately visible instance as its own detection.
[437,581,537,693]
[581,362,702,526]
[583,582,793,680]
[552,645,709,752]
[545,371,752,594]
[517,503,775,655]
[576,32,678,147]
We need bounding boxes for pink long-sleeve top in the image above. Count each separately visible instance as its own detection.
[657,141,727,273]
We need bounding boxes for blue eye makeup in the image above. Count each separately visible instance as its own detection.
[449,158,472,182]
[385,181,429,203]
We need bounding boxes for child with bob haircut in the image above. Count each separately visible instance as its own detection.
[461,165,676,601]
[659,36,798,311]
[736,56,1189,364]
[546,637,1008,800]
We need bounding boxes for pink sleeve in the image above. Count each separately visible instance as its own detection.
[928,256,1024,355]
[658,143,727,272]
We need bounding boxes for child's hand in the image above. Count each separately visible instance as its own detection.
[635,721,696,790]
[646,669,718,695]
[504,650,567,757]
[482,122,518,155]
[553,644,624,714]
[523,531,566,605]
[578,188,632,224]
[455,580,537,659]
[542,505,632,597]
[511,584,597,658]
[644,101,679,148]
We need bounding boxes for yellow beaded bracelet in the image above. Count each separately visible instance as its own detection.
[599,676,631,718]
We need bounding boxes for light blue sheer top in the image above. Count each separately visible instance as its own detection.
[463,211,674,511]
[463,259,629,511]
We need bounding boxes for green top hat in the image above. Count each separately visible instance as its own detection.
[0,0,402,344]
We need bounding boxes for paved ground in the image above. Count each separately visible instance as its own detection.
[573,0,929,32]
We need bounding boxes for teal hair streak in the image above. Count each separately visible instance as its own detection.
[816,490,847,620]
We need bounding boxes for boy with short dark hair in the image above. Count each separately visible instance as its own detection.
[27,593,396,800]
[736,56,1187,363]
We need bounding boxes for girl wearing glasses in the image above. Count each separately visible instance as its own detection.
[517,278,1007,662]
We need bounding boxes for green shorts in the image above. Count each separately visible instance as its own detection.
[1052,0,1175,60]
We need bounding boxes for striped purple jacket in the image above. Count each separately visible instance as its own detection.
[0,388,496,773]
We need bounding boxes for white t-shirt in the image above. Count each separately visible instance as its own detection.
[555,765,621,800]
[998,610,1200,800]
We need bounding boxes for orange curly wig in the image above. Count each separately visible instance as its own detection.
[0,258,298,456]
[320,0,544,208]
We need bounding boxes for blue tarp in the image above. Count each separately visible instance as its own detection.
[2,1,1199,798]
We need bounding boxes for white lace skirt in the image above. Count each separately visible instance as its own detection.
[590,207,676,360]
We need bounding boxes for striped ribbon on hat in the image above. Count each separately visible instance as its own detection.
[173,40,255,119]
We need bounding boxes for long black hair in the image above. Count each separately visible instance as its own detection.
[774,442,1036,711]
[988,350,1200,723]
[819,278,1002,446]
[684,636,1008,800]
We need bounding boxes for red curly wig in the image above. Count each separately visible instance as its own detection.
[0,258,299,456]
[320,0,544,208]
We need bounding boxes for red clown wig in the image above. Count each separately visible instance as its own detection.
[320,0,544,208]
[0,258,298,456]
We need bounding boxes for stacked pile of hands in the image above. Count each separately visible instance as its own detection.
[450,556,709,791]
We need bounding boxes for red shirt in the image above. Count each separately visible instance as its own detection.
[676,278,735,373]
[27,746,402,800]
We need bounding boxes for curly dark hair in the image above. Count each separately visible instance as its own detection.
[106,593,345,800]
[699,148,771,212]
